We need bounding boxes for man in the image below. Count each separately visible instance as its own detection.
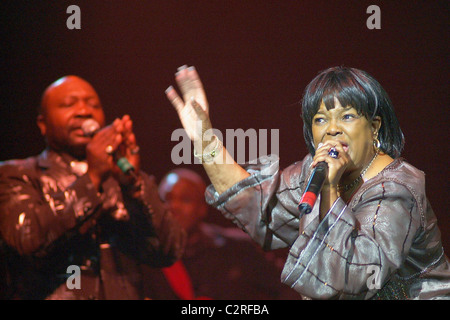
[140,168,298,300]
[0,76,185,299]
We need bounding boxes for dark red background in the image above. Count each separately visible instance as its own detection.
[1,1,448,249]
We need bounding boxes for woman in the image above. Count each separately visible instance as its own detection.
[165,66,450,299]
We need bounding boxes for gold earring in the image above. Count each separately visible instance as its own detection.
[373,137,381,152]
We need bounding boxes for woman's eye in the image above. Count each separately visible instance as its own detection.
[343,114,357,120]
[313,117,325,124]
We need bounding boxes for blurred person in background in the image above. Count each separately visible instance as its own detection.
[141,168,298,300]
[0,75,185,299]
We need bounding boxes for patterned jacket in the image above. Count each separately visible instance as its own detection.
[205,154,450,299]
[0,149,185,299]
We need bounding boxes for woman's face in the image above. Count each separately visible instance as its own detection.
[311,98,380,171]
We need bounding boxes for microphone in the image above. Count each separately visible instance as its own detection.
[298,161,328,214]
[81,119,100,137]
[81,119,136,175]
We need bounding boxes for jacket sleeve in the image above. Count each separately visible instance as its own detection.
[205,155,307,250]
[0,163,185,267]
[281,181,421,299]
[0,163,102,256]
[109,171,186,267]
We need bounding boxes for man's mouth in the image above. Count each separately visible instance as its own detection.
[71,127,85,136]
[70,127,93,141]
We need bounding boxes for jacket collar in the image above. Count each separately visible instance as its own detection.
[37,148,88,176]
[37,148,68,169]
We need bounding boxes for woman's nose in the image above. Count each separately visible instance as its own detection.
[326,119,342,136]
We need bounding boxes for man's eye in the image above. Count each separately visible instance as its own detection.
[61,102,75,108]
[61,99,77,107]
[86,99,101,109]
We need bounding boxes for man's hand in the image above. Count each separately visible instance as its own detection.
[86,115,140,190]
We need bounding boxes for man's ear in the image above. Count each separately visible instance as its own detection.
[37,114,46,136]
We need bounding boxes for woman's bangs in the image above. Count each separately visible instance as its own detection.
[321,80,367,115]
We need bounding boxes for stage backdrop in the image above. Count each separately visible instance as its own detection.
[1,1,448,249]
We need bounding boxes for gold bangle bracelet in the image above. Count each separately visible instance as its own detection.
[193,135,223,163]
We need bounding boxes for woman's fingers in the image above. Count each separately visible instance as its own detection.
[166,65,213,139]
[173,65,208,112]
[312,141,351,186]
[190,97,209,121]
[312,141,347,168]
[165,85,185,114]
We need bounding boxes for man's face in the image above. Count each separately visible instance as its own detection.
[160,178,208,232]
[38,76,105,157]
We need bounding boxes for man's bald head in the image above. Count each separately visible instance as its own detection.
[37,75,105,158]
[40,75,97,116]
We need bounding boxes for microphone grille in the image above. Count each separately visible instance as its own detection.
[81,119,100,136]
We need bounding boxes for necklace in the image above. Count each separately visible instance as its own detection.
[338,152,378,194]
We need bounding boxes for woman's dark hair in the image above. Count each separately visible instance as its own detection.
[301,66,404,158]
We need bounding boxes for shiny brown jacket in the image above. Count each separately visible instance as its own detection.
[0,149,185,299]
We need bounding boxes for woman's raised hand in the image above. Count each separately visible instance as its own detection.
[166,65,250,193]
[165,66,213,151]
